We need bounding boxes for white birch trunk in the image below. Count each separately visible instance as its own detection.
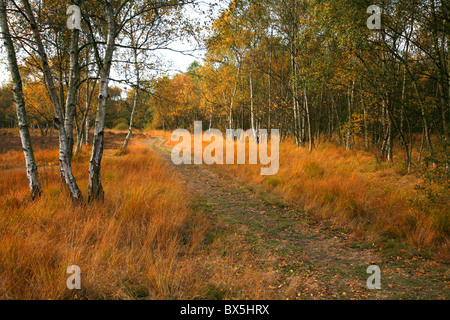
[65,28,80,161]
[0,0,42,199]
[250,73,257,142]
[21,0,83,203]
[88,3,116,201]
[304,86,313,152]
[122,47,140,151]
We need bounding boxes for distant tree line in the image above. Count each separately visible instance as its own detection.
[151,0,449,176]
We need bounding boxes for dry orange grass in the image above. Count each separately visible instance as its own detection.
[0,141,210,299]
[224,140,449,259]
[155,130,449,260]
[0,138,286,300]
[3,129,445,299]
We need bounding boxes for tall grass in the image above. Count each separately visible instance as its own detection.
[225,139,449,260]
[2,130,446,299]
[0,142,208,299]
[158,130,449,261]
[0,139,285,299]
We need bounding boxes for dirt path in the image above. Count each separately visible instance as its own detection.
[145,136,449,300]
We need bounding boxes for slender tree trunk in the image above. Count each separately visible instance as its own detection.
[65,28,80,162]
[0,0,41,199]
[387,106,393,163]
[304,86,313,152]
[400,66,407,134]
[122,68,139,150]
[21,0,83,203]
[85,56,91,147]
[74,77,96,155]
[362,98,369,149]
[291,48,301,146]
[328,93,334,143]
[380,100,387,160]
[58,68,65,120]
[85,113,90,144]
[399,67,413,171]
[405,121,413,173]
[229,66,240,130]
[292,94,299,146]
[249,73,257,141]
[346,81,355,150]
[74,122,84,155]
[88,3,116,202]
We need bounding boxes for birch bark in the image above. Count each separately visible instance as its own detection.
[21,0,83,203]
[88,3,116,201]
[0,0,42,199]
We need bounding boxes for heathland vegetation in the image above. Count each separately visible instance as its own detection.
[0,0,448,299]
